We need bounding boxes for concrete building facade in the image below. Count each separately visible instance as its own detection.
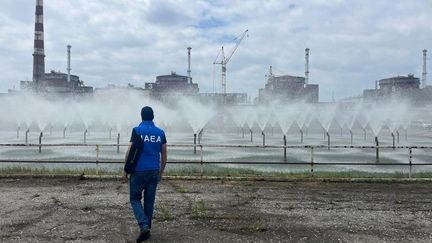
[258,75,319,103]
[363,75,432,104]
[21,70,93,94]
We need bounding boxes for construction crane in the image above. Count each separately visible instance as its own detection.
[213,29,249,94]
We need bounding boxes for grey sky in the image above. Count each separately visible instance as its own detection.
[0,0,431,101]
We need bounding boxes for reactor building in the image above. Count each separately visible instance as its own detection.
[145,72,199,95]
[144,47,199,102]
[363,50,432,104]
[258,72,319,103]
[257,48,319,103]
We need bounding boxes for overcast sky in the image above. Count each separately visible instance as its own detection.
[0,0,431,101]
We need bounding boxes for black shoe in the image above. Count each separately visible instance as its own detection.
[136,229,150,242]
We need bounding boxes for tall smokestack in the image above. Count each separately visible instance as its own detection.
[187,47,192,84]
[67,45,71,82]
[305,48,310,86]
[422,49,427,88]
[32,0,45,90]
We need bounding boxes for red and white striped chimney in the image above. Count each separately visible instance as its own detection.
[32,0,45,88]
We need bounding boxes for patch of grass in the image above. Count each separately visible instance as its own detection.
[0,165,121,176]
[171,183,190,193]
[231,193,256,208]
[155,202,172,221]
[189,199,212,219]
[166,167,432,179]
[241,219,267,233]
[1,165,432,179]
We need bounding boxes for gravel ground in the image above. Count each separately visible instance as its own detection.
[0,177,431,243]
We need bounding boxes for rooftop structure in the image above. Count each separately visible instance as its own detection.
[145,72,199,94]
[21,70,93,94]
[258,72,319,103]
[363,74,432,104]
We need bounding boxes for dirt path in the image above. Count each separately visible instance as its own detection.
[0,177,431,242]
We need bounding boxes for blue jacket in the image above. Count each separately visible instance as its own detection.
[131,121,166,171]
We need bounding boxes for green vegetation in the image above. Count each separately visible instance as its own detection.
[1,165,432,179]
[242,219,267,233]
[155,202,172,221]
[164,166,432,179]
[189,199,213,219]
[169,181,191,193]
[0,166,121,176]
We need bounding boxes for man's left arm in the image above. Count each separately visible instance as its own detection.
[160,144,167,179]
[124,143,132,179]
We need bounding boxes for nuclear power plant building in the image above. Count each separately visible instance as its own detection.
[16,0,93,96]
[258,75,319,103]
[363,74,432,104]
[20,71,93,94]
[144,72,199,101]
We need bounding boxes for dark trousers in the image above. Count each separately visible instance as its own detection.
[129,170,159,230]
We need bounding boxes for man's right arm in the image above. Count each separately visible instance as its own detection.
[124,129,138,178]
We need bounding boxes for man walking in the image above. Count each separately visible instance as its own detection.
[125,106,167,242]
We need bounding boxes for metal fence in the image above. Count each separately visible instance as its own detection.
[0,143,432,178]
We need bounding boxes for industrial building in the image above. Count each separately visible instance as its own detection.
[363,50,431,104]
[363,74,432,104]
[258,74,319,103]
[144,47,199,102]
[16,0,93,96]
[21,70,93,94]
[257,49,319,103]
[144,46,249,105]
[145,72,199,95]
